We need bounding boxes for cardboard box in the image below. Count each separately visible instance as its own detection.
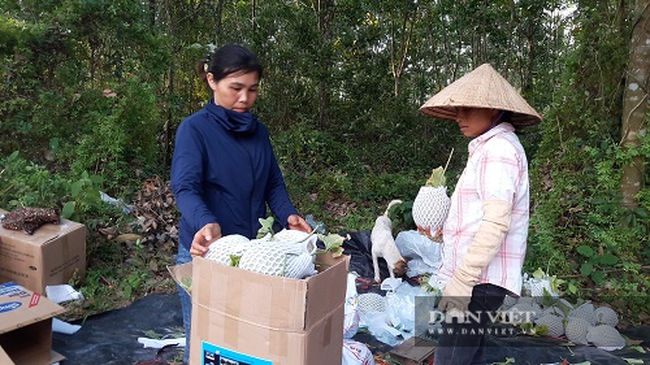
[0,282,66,365]
[170,251,348,365]
[0,209,86,294]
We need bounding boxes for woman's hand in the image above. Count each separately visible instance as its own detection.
[287,214,312,233]
[190,222,222,257]
[417,225,443,242]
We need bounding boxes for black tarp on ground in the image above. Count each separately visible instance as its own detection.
[52,231,650,364]
[52,292,650,365]
[53,293,185,365]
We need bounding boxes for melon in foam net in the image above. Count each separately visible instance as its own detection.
[411,166,451,235]
[204,229,318,279]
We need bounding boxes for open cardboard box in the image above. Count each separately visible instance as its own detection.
[170,250,349,365]
[0,282,66,365]
[0,208,86,294]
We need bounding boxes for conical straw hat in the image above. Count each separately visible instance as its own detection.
[419,63,542,126]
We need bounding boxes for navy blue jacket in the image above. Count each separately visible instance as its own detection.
[171,100,298,250]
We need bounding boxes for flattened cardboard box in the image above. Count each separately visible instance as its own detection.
[0,208,86,294]
[170,251,348,365]
[389,336,436,365]
[0,282,66,365]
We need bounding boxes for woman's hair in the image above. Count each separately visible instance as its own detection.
[196,44,263,83]
[501,110,513,123]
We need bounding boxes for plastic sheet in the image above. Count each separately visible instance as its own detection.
[483,328,650,365]
[337,230,390,283]
[52,288,650,365]
[394,230,442,277]
[53,293,185,365]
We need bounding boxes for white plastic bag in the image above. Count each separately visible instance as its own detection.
[342,339,375,365]
[394,230,442,276]
[344,273,361,339]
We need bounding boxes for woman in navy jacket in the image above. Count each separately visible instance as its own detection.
[170,44,311,363]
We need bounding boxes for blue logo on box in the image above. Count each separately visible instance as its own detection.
[0,301,22,313]
[202,342,273,365]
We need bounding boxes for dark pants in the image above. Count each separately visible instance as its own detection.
[176,244,192,364]
[434,283,508,365]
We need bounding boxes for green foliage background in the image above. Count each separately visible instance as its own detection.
[0,0,647,321]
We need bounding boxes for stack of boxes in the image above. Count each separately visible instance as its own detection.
[0,208,87,365]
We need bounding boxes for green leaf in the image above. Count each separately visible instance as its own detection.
[229,254,242,267]
[600,253,618,265]
[424,166,446,187]
[541,288,555,307]
[71,180,83,197]
[61,201,76,219]
[142,330,162,339]
[520,322,534,333]
[577,245,595,257]
[534,324,549,336]
[532,268,546,280]
[489,357,515,365]
[50,138,60,150]
[90,174,104,185]
[591,271,604,283]
[329,246,344,258]
[580,262,593,276]
[319,233,348,257]
[256,216,275,239]
[623,358,644,364]
[180,277,192,293]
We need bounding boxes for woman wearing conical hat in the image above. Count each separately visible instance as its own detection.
[419,63,542,365]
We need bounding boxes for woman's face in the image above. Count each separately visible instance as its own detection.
[455,107,499,137]
[207,71,259,112]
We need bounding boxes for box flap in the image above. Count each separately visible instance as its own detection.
[0,346,15,365]
[167,262,193,294]
[49,350,66,364]
[305,252,349,329]
[0,208,84,247]
[0,283,65,334]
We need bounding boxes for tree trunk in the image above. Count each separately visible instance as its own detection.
[620,0,649,207]
[252,0,257,37]
[317,0,335,128]
[390,6,416,97]
[163,0,174,170]
[215,0,223,45]
[149,0,156,27]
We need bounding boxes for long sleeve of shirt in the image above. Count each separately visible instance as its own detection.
[171,117,219,234]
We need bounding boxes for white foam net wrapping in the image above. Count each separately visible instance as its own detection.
[204,234,252,265]
[203,230,318,279]
[411,186,450,233]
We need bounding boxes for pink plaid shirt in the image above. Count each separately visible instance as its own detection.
[438,122,528,296]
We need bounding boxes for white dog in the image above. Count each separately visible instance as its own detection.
[371,199,408,283]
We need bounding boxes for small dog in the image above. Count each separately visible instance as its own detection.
[371,199,408,283]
